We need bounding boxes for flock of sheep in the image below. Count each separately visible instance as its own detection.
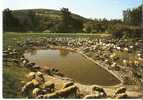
[3,36,143,98]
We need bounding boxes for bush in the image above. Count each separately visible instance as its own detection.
[108,23,142,38]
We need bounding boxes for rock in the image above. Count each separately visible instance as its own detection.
[11,58,19,64]
[31,79,40,86]
[57,85,79,98]
[32,88,41,97]
[115,93,128,99]
[62,81,74,89]
[83,93,103,99]
[36,71,45,83]
[43,92,59,98]
[43,81,55,93]
[114,87,126,97]
[21,81,34,96]
[32,64,40,70]
[25,62,35,68]
[26,72,36,81]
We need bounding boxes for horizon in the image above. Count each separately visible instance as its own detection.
[2,0,142,20]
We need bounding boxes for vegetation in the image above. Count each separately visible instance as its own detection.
[3,5,142,38]
[3,33,31,98]
[2,2,143,98]
[3,8,86,33]
[3,65,30,98]
[123,5,142,26]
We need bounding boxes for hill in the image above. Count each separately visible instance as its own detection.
[3,8,88,32]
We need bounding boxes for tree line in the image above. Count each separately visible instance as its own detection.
[3,5,143,38]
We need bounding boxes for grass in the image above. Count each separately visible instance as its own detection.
[3,32,111,49]
[3,64,30,98]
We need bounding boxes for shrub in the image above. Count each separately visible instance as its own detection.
[108,23,142,38]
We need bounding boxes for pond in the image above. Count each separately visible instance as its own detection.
[24,49,121,86]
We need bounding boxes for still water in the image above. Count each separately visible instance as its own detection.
[24,49,121,86]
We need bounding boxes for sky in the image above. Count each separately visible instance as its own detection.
[2,0,142,19]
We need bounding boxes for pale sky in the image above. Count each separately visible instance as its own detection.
[2,0,142,19]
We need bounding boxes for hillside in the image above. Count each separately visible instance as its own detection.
[12,9,87,22]
[3,5,142,36]
[3,8,88,32]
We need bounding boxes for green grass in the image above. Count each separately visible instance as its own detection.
[3,64,30,98]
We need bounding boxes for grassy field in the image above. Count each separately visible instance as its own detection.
[3,32,111,49]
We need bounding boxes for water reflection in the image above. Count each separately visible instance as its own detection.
[59,49,69,57]
[24,49,121,86]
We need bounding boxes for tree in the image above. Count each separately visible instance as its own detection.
[60,8,71,32]
[83,20,95,33]
[3,8,21,32]
[59,7,83,33]
[123,5,142,26]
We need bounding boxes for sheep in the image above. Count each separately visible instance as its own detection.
[134,60,139,66]
[129,45,133,49]
[111,62,116,68]
[137,53,141,57]
[22,59,29,65]
[123,59,127,66]
[91,85,107,97]
[116,47,121,50]
[124,47,129,52]
[56,85,79,98]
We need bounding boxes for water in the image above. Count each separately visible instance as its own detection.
[24,49,121,86]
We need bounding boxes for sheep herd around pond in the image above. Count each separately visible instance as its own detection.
[3,36,143,98]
